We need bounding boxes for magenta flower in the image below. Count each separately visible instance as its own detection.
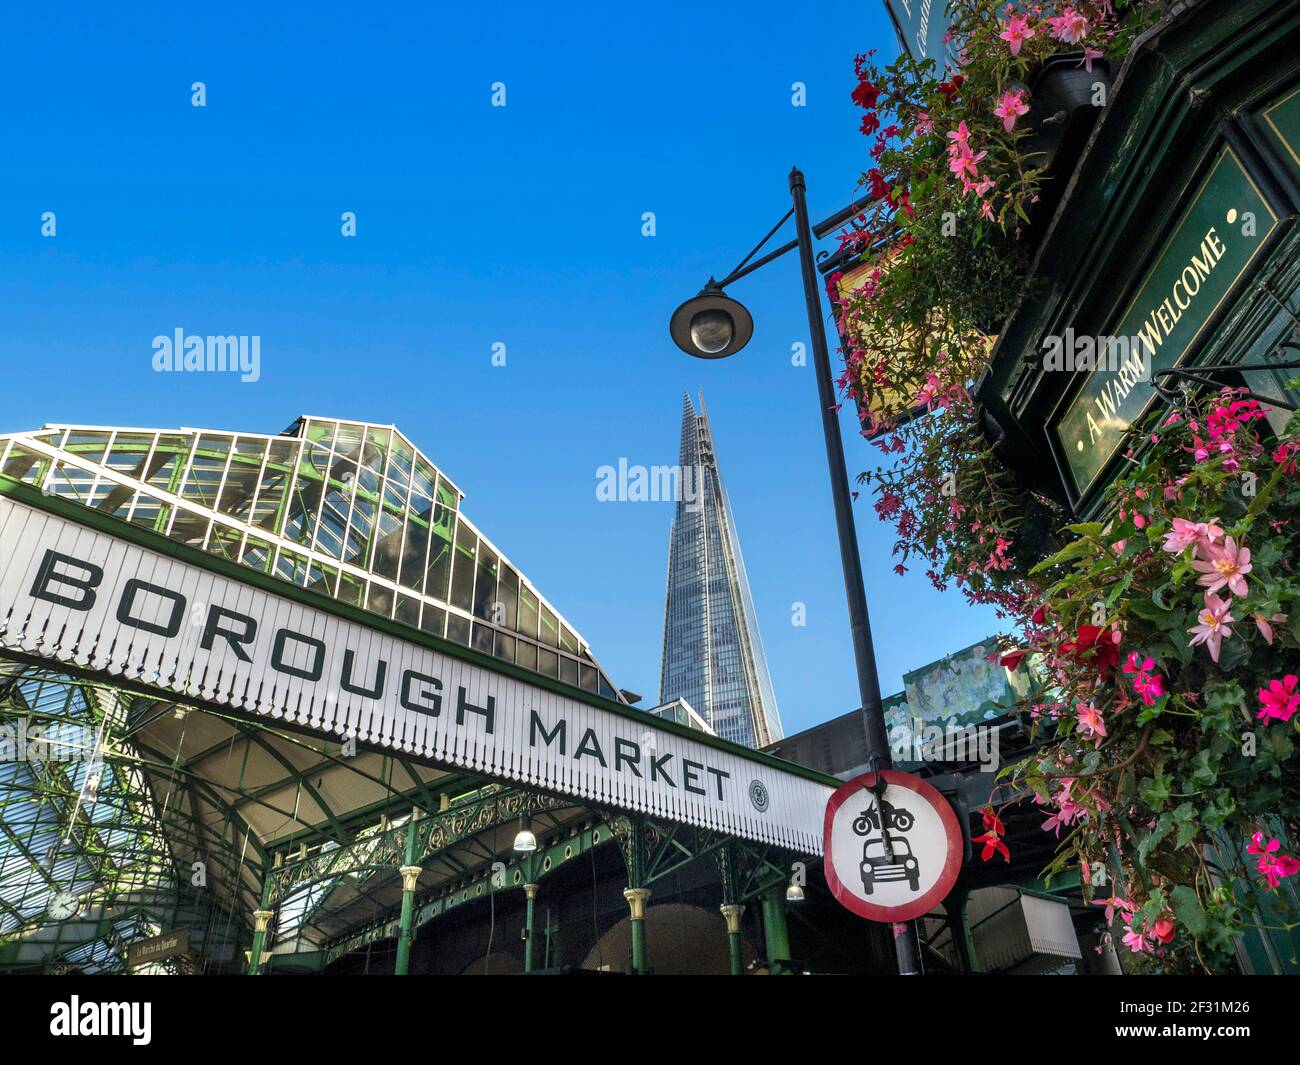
[993,90,1029,132]
[1193,536,1252,597]
[1257,675,1300,724]
[999,14,1036,56]
[1247,832,1300,888]
[1123,653,1165,707]
[1188,593,1236,663]
[1047,8,1090,44]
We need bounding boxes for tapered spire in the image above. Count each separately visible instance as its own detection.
[659,392,782,748]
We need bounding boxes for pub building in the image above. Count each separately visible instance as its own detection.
[976,0,1300,517]
[969,0,1300,973]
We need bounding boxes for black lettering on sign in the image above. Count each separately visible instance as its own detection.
[614,738,641,776]
[341,649,387,699]
[201,605,257,662]
[400,671,442,716]
[456,688,494,733]
[30,550,102,610]
[682,758,707,796]
[530,711,565,753]
[707,766,730,800]
[116,578,184,637]
[650,751,675,788]
[271,629,325,681]
[574,728,607,766]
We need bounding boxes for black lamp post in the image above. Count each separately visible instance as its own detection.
[671,167,920,977]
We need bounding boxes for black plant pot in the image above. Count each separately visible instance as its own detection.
[1018,52,1112,242]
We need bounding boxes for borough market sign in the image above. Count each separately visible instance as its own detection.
[0,487,831,854]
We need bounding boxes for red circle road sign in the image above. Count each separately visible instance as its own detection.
[823,769,963,923]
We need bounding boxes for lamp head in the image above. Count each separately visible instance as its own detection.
[669,280,754,359]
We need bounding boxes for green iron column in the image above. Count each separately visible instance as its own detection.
[720,903,746,976]
[761,889,791,975]
[623,887,652,975]
[247,872,275,976]
[523,883,539,972]
[395,810,422,976]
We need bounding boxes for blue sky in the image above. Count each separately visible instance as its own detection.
[0,1,1002,737]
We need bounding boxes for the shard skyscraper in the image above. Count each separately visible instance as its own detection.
[659,393,783,748]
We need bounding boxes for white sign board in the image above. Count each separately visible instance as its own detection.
[0,496,830,853]
[823,770,962,922]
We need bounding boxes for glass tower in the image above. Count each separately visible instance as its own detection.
[659,393,782,748]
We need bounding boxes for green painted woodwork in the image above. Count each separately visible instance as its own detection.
[975,0,1300,514]
[394,814,419,976]
[1259,83,1300,179]
[1054,148,1280,495]
[761,891,792,975]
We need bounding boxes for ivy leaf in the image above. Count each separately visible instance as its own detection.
[1171,884,1208,937]
[1141,774,1173,808]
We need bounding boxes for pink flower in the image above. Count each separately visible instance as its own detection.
[1077,702,1106,746]
[1193,536,1252,597]
[1092,893,1134,926]
[1253,612,1286,645]
[1121,922,1151,953]
[946,120,972,151]
[993,90,1029,132]
[947,146,987,180]
[1257,675,1300,724]
[1188,593,1236,663]
[1161,517,1224,553]
[914,372,942,407]
[1080,46,1104,72]
[1047,7,1090,44]
[999,14,1036,56]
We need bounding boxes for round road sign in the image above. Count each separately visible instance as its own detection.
[823,769,962,923]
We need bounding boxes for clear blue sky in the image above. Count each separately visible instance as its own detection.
[0,1,1001,737]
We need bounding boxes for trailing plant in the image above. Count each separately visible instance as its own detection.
[833,1,1161,611]
[986,390,1300,971]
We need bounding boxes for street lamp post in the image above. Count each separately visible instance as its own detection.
[671,166,920,976]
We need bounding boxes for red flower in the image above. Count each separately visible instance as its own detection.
[975,830,1010,863]
[1060,625,1120,673]
[852,79,882,110]
[937,75,964,101]
[1000,650,1028,670]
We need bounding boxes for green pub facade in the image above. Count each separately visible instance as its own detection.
[978,0,1300,517]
